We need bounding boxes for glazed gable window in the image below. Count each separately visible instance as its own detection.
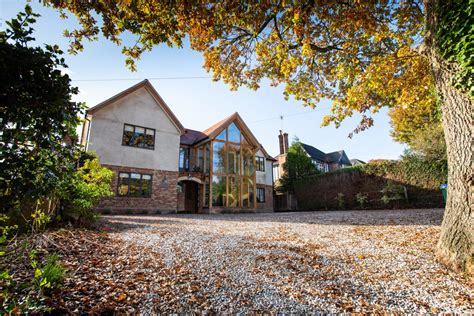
[122,124,155,149]
[118,172,152,197]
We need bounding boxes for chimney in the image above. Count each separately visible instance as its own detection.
[278,130,284,155]
[283,132,289,154]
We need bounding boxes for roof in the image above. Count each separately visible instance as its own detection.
[301,143,327,161]
[326,150,351,165]
[180,129,208,146]
[180,112,275,160]
[301,143,351,165]
[202,113,236,136]
[86,79,185,134]
[350,158,366,165]
[259,144,277,161]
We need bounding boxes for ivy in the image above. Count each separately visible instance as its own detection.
[435,0,474,98]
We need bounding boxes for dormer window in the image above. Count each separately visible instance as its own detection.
[122,123,155,150]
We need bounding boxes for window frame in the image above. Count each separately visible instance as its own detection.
[117,172,153,198]
[122,123,156,150]
[256,156,265,172]
[256,187,265,203]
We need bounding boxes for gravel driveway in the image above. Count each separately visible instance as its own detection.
[104,209,472,314]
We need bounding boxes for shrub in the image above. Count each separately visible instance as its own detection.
[380,181,406,205]
[356,193,368,209]
[335,193,345,209]
[60,157,114,223]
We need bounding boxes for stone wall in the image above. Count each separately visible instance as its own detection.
[97,164,179,214]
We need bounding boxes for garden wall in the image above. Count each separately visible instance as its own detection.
[294,157,447,211]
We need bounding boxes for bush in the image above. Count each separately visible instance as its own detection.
[335,193,345,209]
[380,181,406,205]
[356,193,368,209]
[60,157,114,223]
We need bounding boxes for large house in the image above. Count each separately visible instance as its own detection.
[81,80,275,214]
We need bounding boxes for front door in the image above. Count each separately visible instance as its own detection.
[184,181,198,212]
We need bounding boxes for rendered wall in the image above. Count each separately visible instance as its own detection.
[87,87,181,171]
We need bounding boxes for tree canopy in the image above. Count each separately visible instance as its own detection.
[44,0,435,138]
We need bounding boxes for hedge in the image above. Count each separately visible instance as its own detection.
[294,155,447,211]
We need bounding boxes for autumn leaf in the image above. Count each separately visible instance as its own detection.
[116,293,127,302]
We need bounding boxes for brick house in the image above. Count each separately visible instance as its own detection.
[81,79,275,214]
[272,131,353,182]
[272,131,353,210]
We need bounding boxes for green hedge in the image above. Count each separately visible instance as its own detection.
[294,156,447,211]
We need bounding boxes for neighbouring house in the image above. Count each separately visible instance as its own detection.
[272,132,353,182]
[350,158,366,166]
[81,79,275,214]
[272,131,353,210]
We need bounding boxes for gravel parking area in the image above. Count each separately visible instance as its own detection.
[104,209,472,314]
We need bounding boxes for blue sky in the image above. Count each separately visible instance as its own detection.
[1,1,406,161]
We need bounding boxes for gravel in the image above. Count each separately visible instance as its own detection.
[104,209,473,314]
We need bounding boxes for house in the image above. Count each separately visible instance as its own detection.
[350,159,366,166]
[81,79,275,214]
[273,131,352,182]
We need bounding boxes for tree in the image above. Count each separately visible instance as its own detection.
[0,6,83,215]
[43,1,472,273]
[408,124,446,160]
[279,138,318,192]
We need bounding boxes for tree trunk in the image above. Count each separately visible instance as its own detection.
[425,0,473,275]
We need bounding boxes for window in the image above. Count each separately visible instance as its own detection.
[242,178,254,208]
[228,177,240,207]
[122,124,155,149]
[242,147,254,176]
[118,172,152,197]
[227,122,241,143]
[256,156,265,172]
[216,129,226,141]
[179,147,189,171]
[227,144,240,174]
[213,142,226,173]
[312,159,328,173]
[212,176,226,206]
[256,187,265,203]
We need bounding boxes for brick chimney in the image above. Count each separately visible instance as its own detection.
[278,130,289,155]
[278,130,284,154]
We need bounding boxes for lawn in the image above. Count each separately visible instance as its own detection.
[21,209,473,313]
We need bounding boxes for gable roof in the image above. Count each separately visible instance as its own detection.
[197,112,260,147]
[301,143,351,165]
[202,113,236,136]
[180,128,208,146]
[86,79,185,134]
[350,158,366,165]
[180,112,275,160]
[301,143,327,162]
[326,150,351,165]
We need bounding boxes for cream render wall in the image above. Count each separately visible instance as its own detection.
[87,87,181,171]
[256,149,273,186]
